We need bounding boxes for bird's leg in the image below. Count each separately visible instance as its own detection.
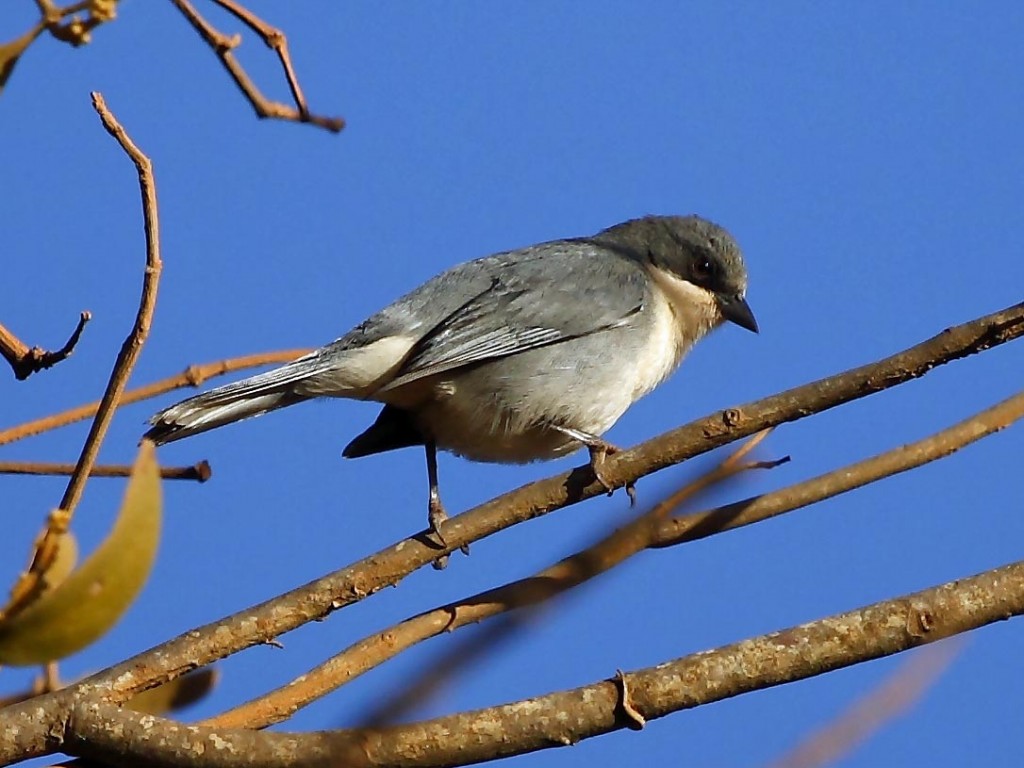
[554,426,635,503]
[425,440,448,545]
[424,441,471,562]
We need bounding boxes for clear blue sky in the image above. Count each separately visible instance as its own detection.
[3,3,1023,766]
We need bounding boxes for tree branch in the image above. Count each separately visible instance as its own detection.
[0,302,1021,762]
[0,312,91,380]
[57,93,162,515]
[208,387,1024,729]
[0,460,210,482]
[168,0,345,132]
[3,93,163,627]
[41,557,1024,768]
[205,435,781,729]
[0,349,309,447]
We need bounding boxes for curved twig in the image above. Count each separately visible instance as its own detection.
[0,312,91,381]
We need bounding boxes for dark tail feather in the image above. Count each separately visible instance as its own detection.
[343,405,424,458]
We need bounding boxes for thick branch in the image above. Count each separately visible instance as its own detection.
[0,349,309,446]
[209,389,1023,729]
[206,437,777,729]
[0,303,1021,761]
[44,558,1024,768]
[359,559,1024,767]
[0,312,90,380]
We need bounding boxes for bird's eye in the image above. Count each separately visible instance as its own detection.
[692,256,715,280]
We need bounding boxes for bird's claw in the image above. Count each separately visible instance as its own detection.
[587,439,621,495]
[428,496,469,571]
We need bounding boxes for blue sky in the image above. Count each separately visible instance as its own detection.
[2,3,1023,766]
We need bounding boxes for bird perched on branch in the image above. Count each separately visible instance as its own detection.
[146,215,757,546]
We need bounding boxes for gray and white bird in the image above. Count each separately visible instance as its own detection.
[145,215,757,541]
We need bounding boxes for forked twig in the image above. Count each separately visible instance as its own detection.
[169,0,344,132]
[0,312,91,380]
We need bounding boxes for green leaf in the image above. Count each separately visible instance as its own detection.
[0,441,162,665]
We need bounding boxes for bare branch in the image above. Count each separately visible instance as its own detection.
[0,303,1020,762]
[0,312,91,381]
[357,559,1024,768]
[0,349,309,447]
[207,384,1024,729]
[57,93,162,515]
[36,558,1024,768]
[169,0,345,132]
[653,388,1024,548]
[0,460,210,482]
[3,93,163,622]
[205,434,781,729]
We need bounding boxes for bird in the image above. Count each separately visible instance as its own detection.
[145,215,757,545]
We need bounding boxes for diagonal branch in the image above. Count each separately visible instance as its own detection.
[205,434,779,728]
[0,312,91,380]
[653,387,1024,548]
[0,302,1021,762]
[764,639,964,768]
[169,0,345,132]
[208,386,1024,729]
[47,556,1024,768]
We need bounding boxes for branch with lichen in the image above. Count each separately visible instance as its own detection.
[0,303,1021,766]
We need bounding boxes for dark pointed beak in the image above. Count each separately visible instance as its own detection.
[718,294,759,333]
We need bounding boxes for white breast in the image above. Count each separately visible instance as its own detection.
[629,267,721,399]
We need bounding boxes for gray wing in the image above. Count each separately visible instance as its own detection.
[378,240,649,392]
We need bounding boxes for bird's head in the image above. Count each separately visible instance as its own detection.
[599,214,758,334]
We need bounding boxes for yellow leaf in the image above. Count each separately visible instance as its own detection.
[127,669,219,715]
[0,528,79,620]
[0,23,44,94]
[0,442,162,665]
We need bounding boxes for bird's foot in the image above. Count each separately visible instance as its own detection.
[586,439,622,496]
[428,495,469,571]
[553,425,636,502]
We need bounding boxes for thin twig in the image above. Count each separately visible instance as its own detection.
[57,93,162,514]
[4,94,164,614]
[169,0,344,132]
[0,460,210,482]
[0,302,1020,760]
[652,388,1024,549]
[210,0,308,115]
[0,349,309,446]
[0,312,91,380]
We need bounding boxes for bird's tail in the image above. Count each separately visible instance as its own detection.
[144,356,319,445]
